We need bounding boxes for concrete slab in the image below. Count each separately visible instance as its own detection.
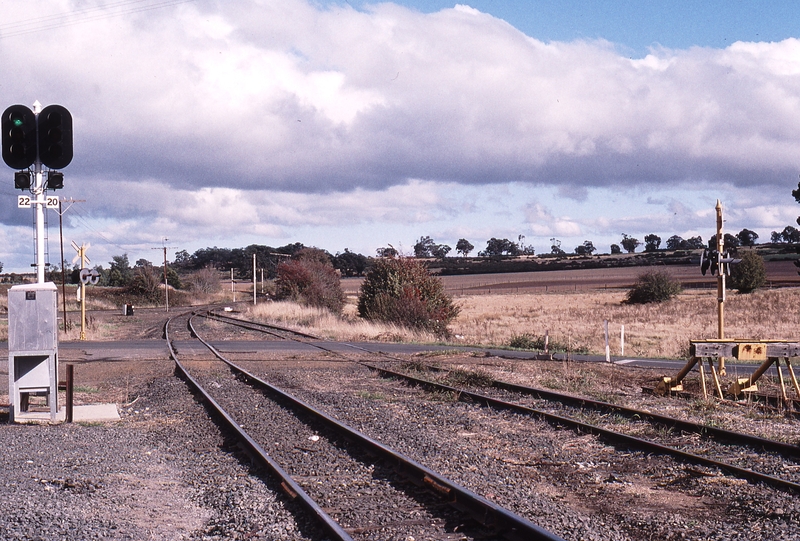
[62,404,120,423]
[12,403,120,424]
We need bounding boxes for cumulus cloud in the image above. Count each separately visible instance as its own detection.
[3,0,799,195]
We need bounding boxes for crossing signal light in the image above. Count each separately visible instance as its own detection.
[14,171,31,190]
[2,105,37,169]
[38,104,72,169]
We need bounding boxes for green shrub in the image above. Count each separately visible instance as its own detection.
[624,269,682,304]
[357,257,459,336]
[729,250,766,293]
[275,248,345,314]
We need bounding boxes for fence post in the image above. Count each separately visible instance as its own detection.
[604,320,611,363]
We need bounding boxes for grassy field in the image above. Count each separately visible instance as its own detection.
[245,285,800,360]
[2,266,798,360]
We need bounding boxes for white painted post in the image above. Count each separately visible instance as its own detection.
[32,101,45,284]
[253,253,257,305]
[604,320,611,362]
[620,324,625,356]
[544,330,549,354]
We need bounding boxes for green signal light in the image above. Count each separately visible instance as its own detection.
[12,118,23,127]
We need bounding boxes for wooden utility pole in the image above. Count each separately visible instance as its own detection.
[55,198,85,332]
[715,200,726,376]
[153,239,177,312]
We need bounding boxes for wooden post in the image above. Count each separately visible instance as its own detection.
[66,364,74,423]
[716,200,726,376]
[604,320,610,363]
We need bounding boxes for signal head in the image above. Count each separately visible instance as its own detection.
[38,104,73,169]
[2,105,37,169]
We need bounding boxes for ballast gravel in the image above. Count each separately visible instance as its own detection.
[0,376,321,541]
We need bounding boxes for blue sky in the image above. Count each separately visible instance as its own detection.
[1,1,799,272]
[384,1,799,53]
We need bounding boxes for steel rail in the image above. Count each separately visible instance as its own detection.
[200,311,800,460]
[186,314,566,541]
[165,315,356,541]
[363,363,800,494]
[197,311,800,486]
[415,363,800,459]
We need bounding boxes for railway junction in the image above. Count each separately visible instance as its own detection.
[0,306,798,540]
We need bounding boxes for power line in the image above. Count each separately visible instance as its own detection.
[0,0,197,39]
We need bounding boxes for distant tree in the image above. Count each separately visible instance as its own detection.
[333,249,368,277]
[106,254,133,287]
[769,226,800,244]
[793,181,800,226]
[173,249,192,269]
[125,265,164,303]
[610,244,622,254]
[430,244,451,259]
[480,238,520,257]
[550,238,566,256]
[518,235,536,255]
[455,238,474,257]
[620,234,641,253]
[736,229,759,247]
[643,234,661,252]
[708,233,740,251]
[574,240,596,256]
[729,251,767,293]
[135,258,152,268]
[685,236,704,249]
[376,246,398,258]
[413,236,436,258]
[781,225,800,243]
[665,235,685,251]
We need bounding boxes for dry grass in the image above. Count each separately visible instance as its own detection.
[245,297,440,344]
[242,287,800,359]
[450,287,800,358]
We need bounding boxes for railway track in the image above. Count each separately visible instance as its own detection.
[165,311,565,541]
[193,310,800,494]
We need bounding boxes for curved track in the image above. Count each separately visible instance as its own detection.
[193,310,800,494]
[166,311,565,541]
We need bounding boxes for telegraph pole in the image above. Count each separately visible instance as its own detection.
[716,200,726,375]
[56,198,85,331]
[153,238,177,312]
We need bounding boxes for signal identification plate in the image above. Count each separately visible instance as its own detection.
[17,196,59,209]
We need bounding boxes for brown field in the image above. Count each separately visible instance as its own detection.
[334,261,800,359]
[1,261,797,360]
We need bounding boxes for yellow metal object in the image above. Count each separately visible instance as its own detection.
[729,377,758,396]
[736,343,767,361]
[654,376,683,395]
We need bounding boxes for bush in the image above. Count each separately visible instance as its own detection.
[624,270,682,304]
[357,257,459,336]
[186,265,221,294]
[729,251,766,293]
[124,266,164,303]
[275,248,344,314]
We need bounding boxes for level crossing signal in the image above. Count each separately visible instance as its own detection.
[2,103,73,187]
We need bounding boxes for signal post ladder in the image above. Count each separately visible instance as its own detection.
[655,340,800,406]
